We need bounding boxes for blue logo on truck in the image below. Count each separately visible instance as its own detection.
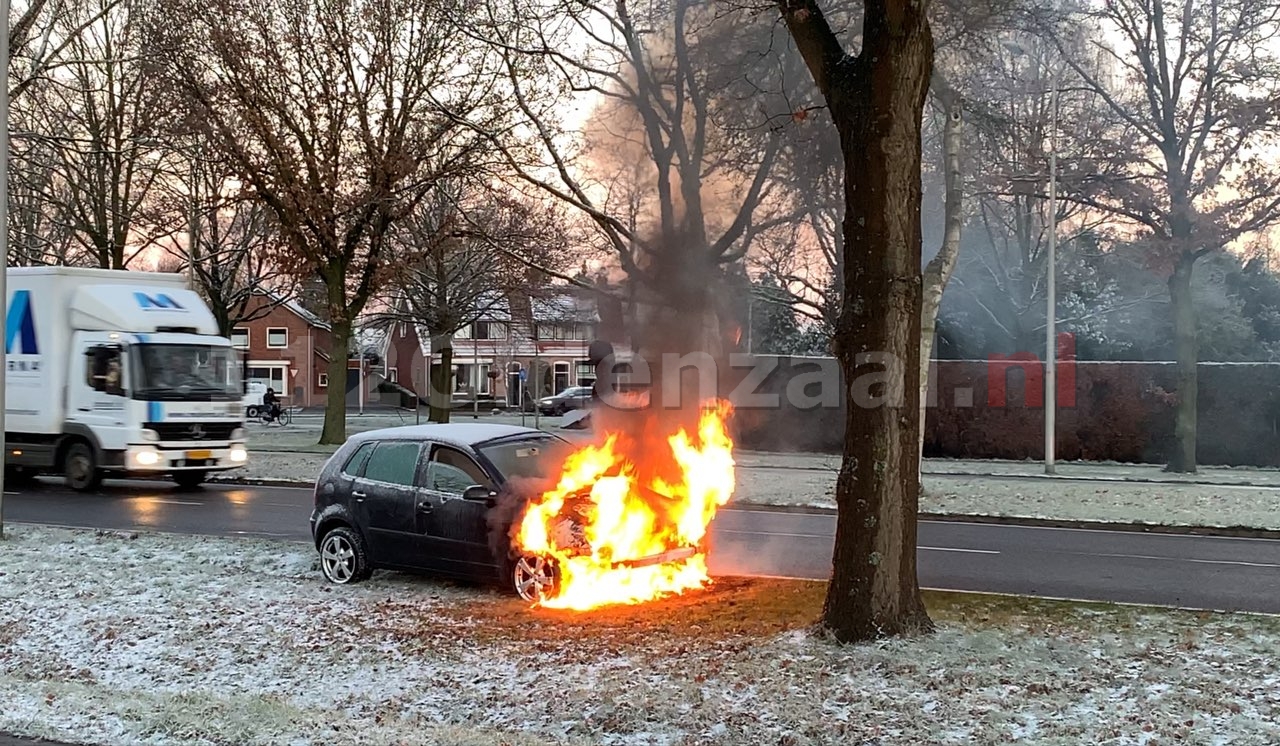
[5,290,38,355]
[135,292,185,310]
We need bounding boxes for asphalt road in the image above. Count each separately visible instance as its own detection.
[5,478,1280,613]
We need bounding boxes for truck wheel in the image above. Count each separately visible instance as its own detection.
[172,470,207,489]
[246,405,260,418]
[64,443,103,492]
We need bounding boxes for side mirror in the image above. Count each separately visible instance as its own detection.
[463,485,496,505]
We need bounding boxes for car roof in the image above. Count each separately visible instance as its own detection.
[346,423,554,449]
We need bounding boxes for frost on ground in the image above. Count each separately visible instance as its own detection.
[219,447,1280,531]
[2,526,1278,746]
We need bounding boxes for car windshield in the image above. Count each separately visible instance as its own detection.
[133,343,242,400]
[478,436,574,482]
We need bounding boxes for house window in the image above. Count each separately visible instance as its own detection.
[318,373,329,388]
[576,362,595,386]
[247,365,286,393]
[554,361,570,393]
[231,328,249,349]
[398,323,407,338]
[473,321,507,340]
[267,327,288,349]
[388,368,398,383]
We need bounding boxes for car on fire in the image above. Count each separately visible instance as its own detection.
[308,423,701,601]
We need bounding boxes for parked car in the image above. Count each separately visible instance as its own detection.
[537,386,594,416]
[308,423,696,601]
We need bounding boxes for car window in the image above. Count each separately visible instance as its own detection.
[428,446,492,494]
[341,442,376,477]
[362,442,422,486]
[477,436,572,482]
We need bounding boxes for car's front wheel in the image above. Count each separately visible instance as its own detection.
[319,526,371,585]
[511,554,560,602]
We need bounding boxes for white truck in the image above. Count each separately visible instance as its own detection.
[4,267,247,490]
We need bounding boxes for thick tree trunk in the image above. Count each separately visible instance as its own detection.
[1166,256,1197,473]
[428,335,453,424]
[782,0,935,642]
[319,317,352,445]
[919,81,964,463]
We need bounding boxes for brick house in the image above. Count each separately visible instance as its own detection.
[444,288,633,407]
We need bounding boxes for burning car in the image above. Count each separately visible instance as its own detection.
[308,422,714,603]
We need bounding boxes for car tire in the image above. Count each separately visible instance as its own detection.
[63,442,103,492]
[510,554,561,602]
[172,470,207,489]
[319,526,371,585]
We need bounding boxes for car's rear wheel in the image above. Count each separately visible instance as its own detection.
[511,554,560,602]
[319,526,371,585]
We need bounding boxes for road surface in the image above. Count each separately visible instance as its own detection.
[5,478,1280,613]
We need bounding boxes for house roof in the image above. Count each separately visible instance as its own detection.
[254,288,331,332]
[530,293,599,324]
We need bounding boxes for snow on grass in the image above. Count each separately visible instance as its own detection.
[2,525,1278,745]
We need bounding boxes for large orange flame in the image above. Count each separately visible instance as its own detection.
[514,399,736,610]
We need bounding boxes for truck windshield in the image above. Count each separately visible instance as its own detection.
[132,344,242,401]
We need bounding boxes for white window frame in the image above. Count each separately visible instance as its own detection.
[388,367,398,383]
[266,327,289,349]
[231,328,250,349]
[318,373,329,388]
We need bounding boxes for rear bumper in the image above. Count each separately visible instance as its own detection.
[112,442,248,473]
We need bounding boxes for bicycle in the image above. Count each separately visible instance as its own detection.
[259,406,292,426]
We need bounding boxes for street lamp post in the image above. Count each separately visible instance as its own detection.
[1003,40,1060,476]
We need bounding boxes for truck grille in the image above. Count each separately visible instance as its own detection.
[145,422,239,441]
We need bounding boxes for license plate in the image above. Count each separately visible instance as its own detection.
[186,450,212,460]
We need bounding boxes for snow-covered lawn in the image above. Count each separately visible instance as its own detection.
[216,446,1280,531]
[2,525,1277,745]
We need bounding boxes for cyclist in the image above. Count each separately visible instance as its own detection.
[262,387,282,424]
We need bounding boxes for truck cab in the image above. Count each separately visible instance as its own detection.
[5,268,248,490]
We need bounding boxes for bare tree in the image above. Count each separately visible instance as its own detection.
[472,0,792,382]
[1050,0,1280,472]
[26,0,172,269]
[779,0,935,642]
[152,0,507,444]
[372,186,573,422]
[148,148,298,336]
[8,0,126,102]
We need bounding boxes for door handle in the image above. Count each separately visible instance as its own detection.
[417,500,433,513]
[351,491,367,501]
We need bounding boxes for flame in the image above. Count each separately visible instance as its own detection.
[514,399,736,610]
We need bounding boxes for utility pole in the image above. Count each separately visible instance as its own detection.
[1,0,11,538]
[1045,77,1059,475]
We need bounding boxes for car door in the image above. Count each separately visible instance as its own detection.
[350,440,428,570]
[418,444,499,577]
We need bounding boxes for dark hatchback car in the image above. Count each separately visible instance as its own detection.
[309,423,577,601]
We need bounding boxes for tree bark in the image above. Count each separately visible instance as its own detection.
[781,0,935,643]
[919,79,964,464]
[428,334,454,423]
[1166,255,1198,473]
[320,317,351,445]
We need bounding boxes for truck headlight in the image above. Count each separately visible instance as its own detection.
[141,429,160,442]
[231,428,245,441]
[135,450,160,466]
[229,447,247,463]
